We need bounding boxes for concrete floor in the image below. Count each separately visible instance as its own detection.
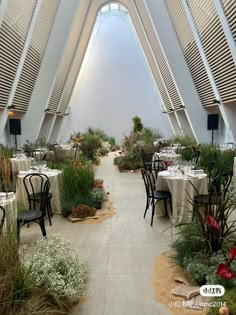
[21,153,173,315]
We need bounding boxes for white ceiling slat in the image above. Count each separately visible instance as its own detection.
[11,0,60,111]
[0,0,37,108]
[187,0,236,103]
[165,0,215,108]
[133,0,183,111]
[222,0,236,42]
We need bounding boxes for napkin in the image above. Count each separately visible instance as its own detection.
[159,171,171,177]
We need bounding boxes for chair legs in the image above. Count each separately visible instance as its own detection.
[145,197,172,226]
[40,219,47,238]
[164,199,168,216]
[144,196,150,218]
[151,199,156,226]
[169,197,173,215]
[47,201,52,226]
[16,219,47,242]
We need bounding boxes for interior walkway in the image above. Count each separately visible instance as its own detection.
[21,152,173,315]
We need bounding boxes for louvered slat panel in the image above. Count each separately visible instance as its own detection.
[0,0,36,108]
[47,0,92,113]
[134,0,183,111]
[187,0,236,103]
[222,0,236,42]
[165,0,215,107]
[11,0,59,112]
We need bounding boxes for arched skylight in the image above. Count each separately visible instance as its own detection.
[99,2,128,14]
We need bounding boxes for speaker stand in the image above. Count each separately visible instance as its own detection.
[14,134,17,150]
[211,130,214,146]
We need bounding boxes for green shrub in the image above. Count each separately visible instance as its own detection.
[169,134,197,146]
[171,224,206,266]
[132,116,143,133]
[79,134,101,162]
[90,187,105,208]
[140,127,162,144]
[198,144,236,175]
[115,156,142,172]
[114,156,123,165]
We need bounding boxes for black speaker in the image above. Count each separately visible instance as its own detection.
[9,119,21,135]
[207,114,218,130]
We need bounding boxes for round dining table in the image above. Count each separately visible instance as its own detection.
[16,169,62,214]
[10,157,33,173]
[155,170,208,225]
[0,192,17,231]
[153,152,181,165]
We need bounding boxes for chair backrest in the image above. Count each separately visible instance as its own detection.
[151,159,167,181]
[23,173,50,213]
[141,168,155,197]
[191,150,200,164]
[0,205,5,231]
[141,149,154,170]
[181,147,193,161]
[205,160,220,186]
[210,169,233,201]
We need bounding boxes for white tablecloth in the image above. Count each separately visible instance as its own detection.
[0,192,17,231]
[10,158,33,172]
[16,170,62,214]
[156,171,208,225]
[153,153,181,165]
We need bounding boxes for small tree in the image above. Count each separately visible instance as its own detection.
[132,116,143,133]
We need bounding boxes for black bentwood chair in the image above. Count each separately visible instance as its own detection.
[193,169,233,220]
[141,168,172,226]
[17,175,50,241]
[141,149,154,171]
[0,206,6,232]
[150,159,167,182]
[23,173,53,226]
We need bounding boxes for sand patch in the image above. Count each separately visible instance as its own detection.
[153,252,208,315]
[68,196,115,224]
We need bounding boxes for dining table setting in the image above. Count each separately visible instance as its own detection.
[16,166,62,214]
[155,165,208,225]
[10,154,34,173]
[153,151,182,166]
[0,192,17,231]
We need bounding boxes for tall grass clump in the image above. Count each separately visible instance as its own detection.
[59,161,95,215]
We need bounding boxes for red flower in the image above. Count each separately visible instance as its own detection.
[230,246,236,263]
[206,215,220,230]
[216,264,235,279]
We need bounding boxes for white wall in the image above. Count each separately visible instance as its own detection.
[58,10,172,144]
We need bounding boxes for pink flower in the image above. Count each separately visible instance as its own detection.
[206,215,220,230]
[216,264,235,279]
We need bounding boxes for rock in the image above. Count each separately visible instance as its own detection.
[174,276,189,285]
[171,285,200,300]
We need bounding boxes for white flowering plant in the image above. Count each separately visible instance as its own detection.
[25,234,89,301]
